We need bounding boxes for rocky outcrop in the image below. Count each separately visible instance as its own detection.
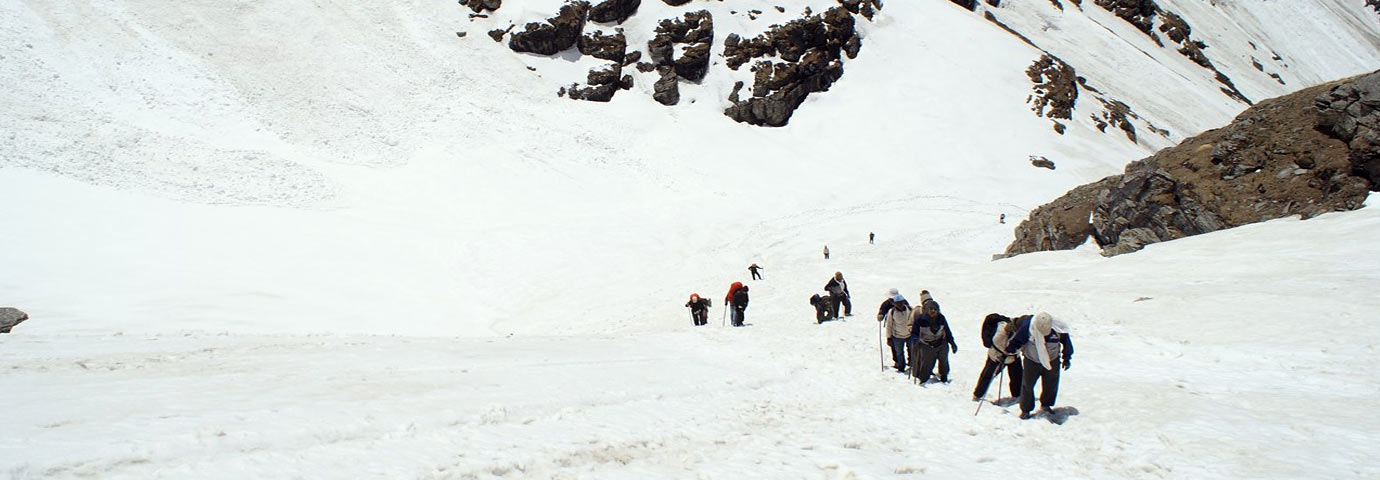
[459,0,502,14]
[948,0,978,11]
[648,10,713,82]
[508,1,589,55]
[1005,71,1379,257]
[0,307,27,334]
[1027,54,1078,121]
[654,68,680,105]
[1093,0,1158,37]
[589,0,640,24]
[1316,73,1380,186]
[723,6,863,127]
[579,30,626,62]
[563,63,634,102]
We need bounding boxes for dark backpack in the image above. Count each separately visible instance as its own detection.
[981,313,1011,348]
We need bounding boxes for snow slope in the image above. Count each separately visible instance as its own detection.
[2,0,1380,477]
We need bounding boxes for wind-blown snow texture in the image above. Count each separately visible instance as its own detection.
[2,0,1379,478]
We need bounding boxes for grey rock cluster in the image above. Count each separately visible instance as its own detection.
[722,6,864,127]
[589,0,641,24]
[508,1,589,55]
[1316,72,1380,186]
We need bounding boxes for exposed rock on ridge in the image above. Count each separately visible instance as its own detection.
[1005,70,1380,257]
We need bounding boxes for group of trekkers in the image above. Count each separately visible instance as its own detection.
[879,289,1075,420]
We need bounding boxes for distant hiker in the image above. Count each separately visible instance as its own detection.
[824,272,852,318]
[685,293,711,327]
[881,294,914,373]
[876,288,899,321]
[1004,312,1074,419]
[823,245,830,259]
[809,293,834,324]
[973,313,1025,401]
[748,263,764,281]
[869,232,875,244]
[911,299,958,383]
[999,213,1006,224]
[728,284,750,327]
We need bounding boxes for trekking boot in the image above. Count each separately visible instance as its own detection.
[1019,411,1033,420]
[971,395,981,402]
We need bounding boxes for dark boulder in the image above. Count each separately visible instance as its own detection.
[0,307,27,334]
[508,1,590,55]
[722,6,864,126]
[1316,72,1380,188]
[589,0,640,24]
[459,0,502,13]
[654,68,680,105]
[579,30,627,62]
[647,10,713,82]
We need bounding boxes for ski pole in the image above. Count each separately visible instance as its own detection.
[721,304,727,327]
[878,320,885,371]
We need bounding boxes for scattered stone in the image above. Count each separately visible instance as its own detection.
[662,0,691,5]
[622,50,642,66]
[456,31,468,38]
[948,0,978,11]
[1031,155,1057,169]
[489,26,513,42]
[508,1,590,55]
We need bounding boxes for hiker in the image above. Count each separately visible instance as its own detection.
[824,272,852,318]
[809,293,834,323]
[880,293,914,373]
[999,213,1006,224]
[822,245,830,259]
[917,289,933,307]
[748,263,764,281]
[869,232,875,244]
[1004,312,1074,419]
[876,288,899,321]
[728,283,750,327]
[911,299,958,383]
[684,293,712,326]
[973,313,1025,401]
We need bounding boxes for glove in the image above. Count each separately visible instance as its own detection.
[951,344,958,354]
[1062,359,1071,371]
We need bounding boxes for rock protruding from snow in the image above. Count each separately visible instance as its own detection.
[1027,54,1078,121]
[459,0,502,14]
[579,30,627,62]
[722,6,865,127]
[1316,72,1380,189]
[1006,71,1378,257]
[653,68,680,105]
[589,0,641,24]
[564,63,633,102]
[0,308,28,334]
[648,10,713,83]
[508,1,590,55]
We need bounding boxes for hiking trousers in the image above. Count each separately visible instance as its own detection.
[887,337,911,371]
[973,356,1022,399]
[914,343,950,382]
[1020,357,1061,414]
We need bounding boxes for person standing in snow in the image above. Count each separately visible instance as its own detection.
[876,288,899,321]
[881,294,914,373]
[869,232,875,244]
[685,293,712,326]
[822,245,830,260]
[824,272,852,318]
[748,263,764,281]
[972,313,1025,401]
[1004,312,1074,419]
[911,299,958,383]
[728,284,750,327]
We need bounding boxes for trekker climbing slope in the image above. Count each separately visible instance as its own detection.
[911,299,958,384]
[880,293,914,373]
[684,294,712,326]
[973,313,1025,401]
[824,272,852,319]
[1005,312,1074,419]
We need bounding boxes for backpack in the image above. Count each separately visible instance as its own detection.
[981,313,1011,349]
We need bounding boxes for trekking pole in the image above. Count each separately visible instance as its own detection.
[878,321,885,371]
[974,356,1009,416]
[721,304,728,327]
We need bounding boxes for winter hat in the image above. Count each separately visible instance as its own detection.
[918,290,933,305]
[892,293,906,304]
[1034,312,1053,335]
[690,293,700,301]
[887,288,899,297]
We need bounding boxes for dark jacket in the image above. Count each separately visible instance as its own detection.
[825,278,850,298]
[1004,316,1074,365]
[685,298,711,312]
[876,298,894,320]
[912,311,957,349]
[731,288,750,310]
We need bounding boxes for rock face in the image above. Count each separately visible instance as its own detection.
[723,6,862,127]
[0,307,28,334]
[508,1,589,55]
[459,0,502,14]
[1005,70,1379,257]
[1027,54,1078,120]
[648,10,714,82]
[589,0,640,24]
